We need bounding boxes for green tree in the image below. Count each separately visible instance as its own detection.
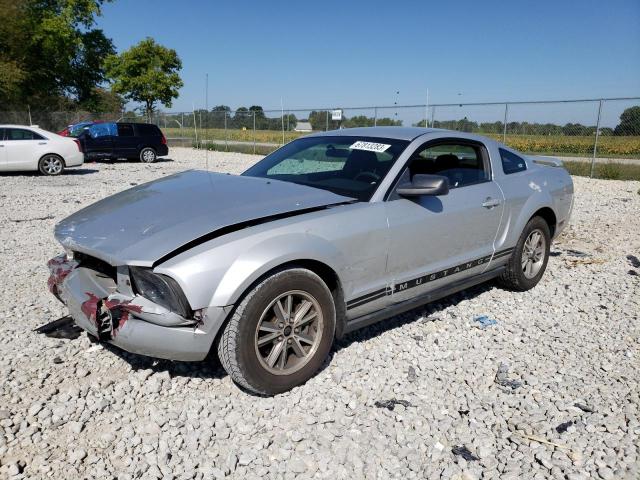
[82,87,124,113]
[249,106,265,118]
[232,107,251,129]
[0,0,114,109]
[614,106,640,136]
[105,38,183,118]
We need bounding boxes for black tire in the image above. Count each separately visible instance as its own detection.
[499,216,551,291]
[217,268,336,395]
[139,147,157,163]
[38,154,65,176]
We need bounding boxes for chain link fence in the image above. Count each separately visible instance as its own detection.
[2,97,639,178]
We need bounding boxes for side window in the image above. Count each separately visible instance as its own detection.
[6,128,45,140]
[499,148,527,174]
[136,124,159,136]
[0,128,5,141]
[117,124,135,137]
[406,142,489,188]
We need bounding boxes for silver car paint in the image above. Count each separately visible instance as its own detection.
[54,170,354,266]
[49,127,574,361]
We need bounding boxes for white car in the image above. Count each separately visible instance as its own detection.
[0,125,84,175]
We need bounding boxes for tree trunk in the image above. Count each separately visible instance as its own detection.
[146,100,154,123]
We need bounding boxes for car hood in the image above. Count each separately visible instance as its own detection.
[55,170,354,266]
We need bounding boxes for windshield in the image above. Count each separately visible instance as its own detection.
[242,136,409,201]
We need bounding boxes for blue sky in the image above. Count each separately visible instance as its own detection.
[97,0,639,124]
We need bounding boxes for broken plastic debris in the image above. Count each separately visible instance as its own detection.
[556,421,573,434]
[34,316,82,340]
[374,399,413,411]
[451,445,479,461]
[565,249,590,258]
[495,362,522,390]
[474,314,498,329]
[574,402,595,413]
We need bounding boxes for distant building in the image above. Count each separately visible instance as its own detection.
[294,121,312,132]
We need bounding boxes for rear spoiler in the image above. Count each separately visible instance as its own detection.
[528,156,564,168]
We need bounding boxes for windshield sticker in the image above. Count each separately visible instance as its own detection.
[349,141,391,153]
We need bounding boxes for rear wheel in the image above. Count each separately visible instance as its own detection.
[139,147,157,163]
[38,154,65,176]
[499,216,550,291]
[217,268,335,395]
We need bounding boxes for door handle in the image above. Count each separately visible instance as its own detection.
[482,198,501,209]
[38,142,47,145]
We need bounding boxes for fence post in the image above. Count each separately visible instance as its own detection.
[193,110,198,147]
[431,106,436,127]
[374,107,378,127]
[502,103,509,143]
[325,111,329,131]
[224,112,228,151]
[590,99,603,179]
[253,111,256,155]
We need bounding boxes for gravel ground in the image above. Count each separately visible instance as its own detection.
[0,147,639,479]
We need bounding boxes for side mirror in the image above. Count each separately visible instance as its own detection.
[397,174,449,197]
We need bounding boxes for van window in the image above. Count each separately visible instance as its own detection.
[117,124,135,137]
[136,124,160,136]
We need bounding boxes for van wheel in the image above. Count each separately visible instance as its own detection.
[217,268,336,395]
[139,147,157,163]
[39,154,65,175]
[498,216,550,291]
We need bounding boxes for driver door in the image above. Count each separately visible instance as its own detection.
[384,139,504,304]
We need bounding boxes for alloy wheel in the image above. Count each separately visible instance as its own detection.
[521,229,546,279]
[141,149,156,162]
[42,155,63,175]
[254,290,324,375]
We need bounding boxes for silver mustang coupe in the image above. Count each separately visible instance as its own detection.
[48,127,573,394]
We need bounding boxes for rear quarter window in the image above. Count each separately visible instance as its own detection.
[135,124,161,136]
[499,148,527,174]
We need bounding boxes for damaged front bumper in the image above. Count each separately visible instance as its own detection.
[47,254,231,361]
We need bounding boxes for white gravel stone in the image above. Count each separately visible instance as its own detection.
[0,147,638,479]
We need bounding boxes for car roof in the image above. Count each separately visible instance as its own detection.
[0,124,43,129]
[308,126,441,141]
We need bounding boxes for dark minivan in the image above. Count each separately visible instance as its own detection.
[76,122,168,163]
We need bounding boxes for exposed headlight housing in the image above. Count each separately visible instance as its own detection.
[129,267,192,318]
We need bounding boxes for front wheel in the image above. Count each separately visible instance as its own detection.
[39,154,65,176]
[139,147,157,163]
[499,216,551,291]
[217,268,336,395]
